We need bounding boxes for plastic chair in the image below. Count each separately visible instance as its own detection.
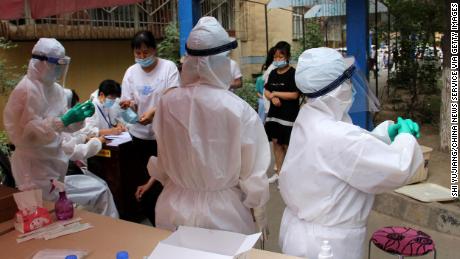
[369,226,436,259]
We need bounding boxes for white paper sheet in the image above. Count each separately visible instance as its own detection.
[148,226,261,259]
[105,132,132,146]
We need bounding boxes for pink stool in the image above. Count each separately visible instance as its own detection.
[368,226,436,259]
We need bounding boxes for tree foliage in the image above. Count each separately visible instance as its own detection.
[157,23,180,64]
[293,21,324,60]
[0,37,22,96]
[383,0,444,123]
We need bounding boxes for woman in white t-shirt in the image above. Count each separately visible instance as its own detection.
[119,31,180,224]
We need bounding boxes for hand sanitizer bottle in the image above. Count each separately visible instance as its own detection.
[318,240,333,259]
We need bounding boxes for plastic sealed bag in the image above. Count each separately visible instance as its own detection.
[120,108,139,124]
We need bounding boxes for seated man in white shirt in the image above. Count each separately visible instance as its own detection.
[62,132,119,218]
[85,80,125,137]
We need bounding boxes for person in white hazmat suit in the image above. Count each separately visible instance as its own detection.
[278,48,424,259]
[143,17,270,238]
[60,130,119,218]
[3,38,95,201]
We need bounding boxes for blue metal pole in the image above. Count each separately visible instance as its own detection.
[346,0,372,129]
[179,0,201,57]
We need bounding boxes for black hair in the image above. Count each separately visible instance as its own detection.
[131,30,157,50]
[70,90,80,108]
[274,41,291,60]
[98,79,121,97]
[262,47,276,72]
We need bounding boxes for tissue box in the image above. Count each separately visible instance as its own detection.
[407,145,433,184]
[0,185,18,223]
[148,226,261,259]
[14,207,52,233]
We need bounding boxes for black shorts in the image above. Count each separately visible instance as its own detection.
[264,121,293,145]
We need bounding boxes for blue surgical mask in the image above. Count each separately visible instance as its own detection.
[273,60,288,68]
[104,98,115,108]
[135,56,156,68]
[121,108,139,124]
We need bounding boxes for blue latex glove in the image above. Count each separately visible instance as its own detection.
[61,100,95,127]
[388,123,401,142]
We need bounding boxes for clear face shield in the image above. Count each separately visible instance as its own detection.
[184,39,238,89]
[32,54,71,86]
[344,56,380,114]
[304,56,380,114]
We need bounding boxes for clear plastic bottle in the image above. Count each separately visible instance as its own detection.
[116,250,129,259]
[318,240,333,259]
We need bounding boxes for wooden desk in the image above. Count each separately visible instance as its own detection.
[88,141,148,221]
[0,210,301,259]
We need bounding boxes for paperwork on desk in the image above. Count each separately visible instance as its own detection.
[148,226,261,259]
[105,132,132,146]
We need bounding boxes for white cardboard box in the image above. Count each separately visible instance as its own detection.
[407,145,433,184]
[148,226,261,259]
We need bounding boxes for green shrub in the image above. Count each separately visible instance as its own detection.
[0,37,22,95]
[157,23,180,64]
[234,79,258,110]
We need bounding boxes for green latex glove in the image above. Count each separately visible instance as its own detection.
[405,118,421,138]
[61,100,95,127]
[396,117,421,139]
[388,123,401,142]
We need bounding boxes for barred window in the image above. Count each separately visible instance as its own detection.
[201,0,235,31]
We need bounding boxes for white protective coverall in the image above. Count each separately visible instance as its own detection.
[61,133,119,218]
[147,17,270,235]
[278,48,424,259]
[4,38,83,200]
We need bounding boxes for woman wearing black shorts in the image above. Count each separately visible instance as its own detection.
[264,41,300,184]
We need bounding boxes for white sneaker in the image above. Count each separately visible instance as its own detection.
[268,174,279,184]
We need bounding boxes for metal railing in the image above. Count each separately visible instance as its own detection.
[0,0,176,40]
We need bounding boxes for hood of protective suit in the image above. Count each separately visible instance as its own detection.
[181,17,233,89]
[295,48,353,121]
[3,38,73,199]
[28,38,66,86]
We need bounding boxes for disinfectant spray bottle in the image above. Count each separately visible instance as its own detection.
[50,179,74,220]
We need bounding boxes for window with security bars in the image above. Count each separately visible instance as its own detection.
[292,6,307,40]
[201,0,235,31]
[1,0,176,40]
